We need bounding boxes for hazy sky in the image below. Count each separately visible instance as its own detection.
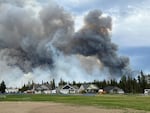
[53,0,150,73]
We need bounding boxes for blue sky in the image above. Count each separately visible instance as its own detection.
[54,0,150,73]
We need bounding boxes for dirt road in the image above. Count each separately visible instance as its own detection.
[0,102,147,113]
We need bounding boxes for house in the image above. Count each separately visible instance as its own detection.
[33,83,52,94]
[144,89,150,95]
[5,88,19,94]
[103,86,124,94]
[79,84,99,93]
[22,82,53,94]
[59,84,79,94]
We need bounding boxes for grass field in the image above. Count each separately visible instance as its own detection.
[0,94,150,111]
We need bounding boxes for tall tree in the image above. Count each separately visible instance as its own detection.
[51,79,56,90]
[19,84,29,92]
[138,70,147,93]
[0,81,6,93]
[58,78,67,86]
[72,81,76,85]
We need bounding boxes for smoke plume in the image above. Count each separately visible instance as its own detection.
[0,0,130,87]
[67,10,129,76]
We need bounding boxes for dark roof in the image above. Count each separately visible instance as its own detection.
[63,85,71,89]
[61,84,79,90]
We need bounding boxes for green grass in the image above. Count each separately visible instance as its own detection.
[0,94,150,111]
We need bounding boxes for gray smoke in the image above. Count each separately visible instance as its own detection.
[0,1,73,72]
[66,10,130,76]
[0,1,130,86]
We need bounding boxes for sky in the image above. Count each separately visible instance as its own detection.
[53,0,150,73]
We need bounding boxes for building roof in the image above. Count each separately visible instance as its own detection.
[34,83,52,91]
[87,84,99,90]
[61,84,79,90]
[103,86,123,92]
[80,84,99,90]
[82,84,90,89]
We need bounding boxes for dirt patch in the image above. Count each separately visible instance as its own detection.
[0,102,147,113]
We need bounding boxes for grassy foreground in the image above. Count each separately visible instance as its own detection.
[0,94,150,111]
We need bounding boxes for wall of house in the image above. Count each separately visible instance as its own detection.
[145,75,150,84]
[60,89,69,94]
[5,88,19,93]
[109,88,124,94]
[43,90,51,94]
[35,91,42,94]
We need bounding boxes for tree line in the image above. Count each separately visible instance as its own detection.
[51,71,150,93]
[1,70,150,94]
[58,71,150,93]
[83,71,150,93]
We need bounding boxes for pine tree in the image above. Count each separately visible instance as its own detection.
[58,78,67,86]
[19,84,29,92]
[52,79,55,90]
[138,70,147,93]
[0,81,6,93]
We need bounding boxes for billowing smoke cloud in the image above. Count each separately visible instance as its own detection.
[0,0,130,87]
[66,10,130,76]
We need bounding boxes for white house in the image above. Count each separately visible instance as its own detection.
[5,88,19,94]
[33,83,52,94]
[79,84,99,93]
[59,84,79,94]
[103,86,124,94]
